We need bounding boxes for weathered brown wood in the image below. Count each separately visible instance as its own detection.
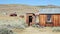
[26,14,29,24]
[39,14,46,26]
[58,15,60,26]
[52,15,59,26]
[39,14,60,27]
[26,13,60,26]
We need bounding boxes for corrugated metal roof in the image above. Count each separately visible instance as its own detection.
[39,8,60,14]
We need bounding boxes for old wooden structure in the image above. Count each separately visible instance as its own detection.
[26,8,60,26]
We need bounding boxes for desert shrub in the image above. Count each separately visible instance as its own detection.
[0,27,13,34]
[52,27,60,32]
[22,23,28,28]
[13,22,28,29]
[32,23,40,28]
[0,18,28,29]
[5,20,28,29]
[12,18,28,29]
[5,22,28,29]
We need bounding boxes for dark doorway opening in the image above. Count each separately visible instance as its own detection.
[28,16,33,26]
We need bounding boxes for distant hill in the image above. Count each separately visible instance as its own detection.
[0,4,40,16]
[0,4,60,16]
[37,5,60,8]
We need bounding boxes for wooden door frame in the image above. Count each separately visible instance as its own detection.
[26,13,35,26]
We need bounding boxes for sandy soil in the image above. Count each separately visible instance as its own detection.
[13,26,60,34]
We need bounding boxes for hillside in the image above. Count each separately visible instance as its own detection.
[0,4,40,16]
[0,4,60,16]
[37,5,60,8]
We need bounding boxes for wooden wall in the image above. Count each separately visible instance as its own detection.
[59,15,60,26]
[39,14,60,27]
[52,15,59,26]
[39,14,47,26]
[57,15,60,26]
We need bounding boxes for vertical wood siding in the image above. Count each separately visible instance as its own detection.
[52,15,59,26]
[39,14,60,26]
[39,14,46,26]
[26,14,29,24]
[58,15,60,26]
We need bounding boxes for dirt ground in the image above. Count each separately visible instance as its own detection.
[13,26,60,34]
[0,16,60,34]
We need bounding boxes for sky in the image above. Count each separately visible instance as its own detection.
[0,0,60,6]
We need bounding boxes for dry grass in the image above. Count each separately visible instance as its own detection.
[12,26,60,34]
[0,16,60,34]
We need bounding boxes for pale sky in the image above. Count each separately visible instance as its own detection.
[0,0,60,6]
